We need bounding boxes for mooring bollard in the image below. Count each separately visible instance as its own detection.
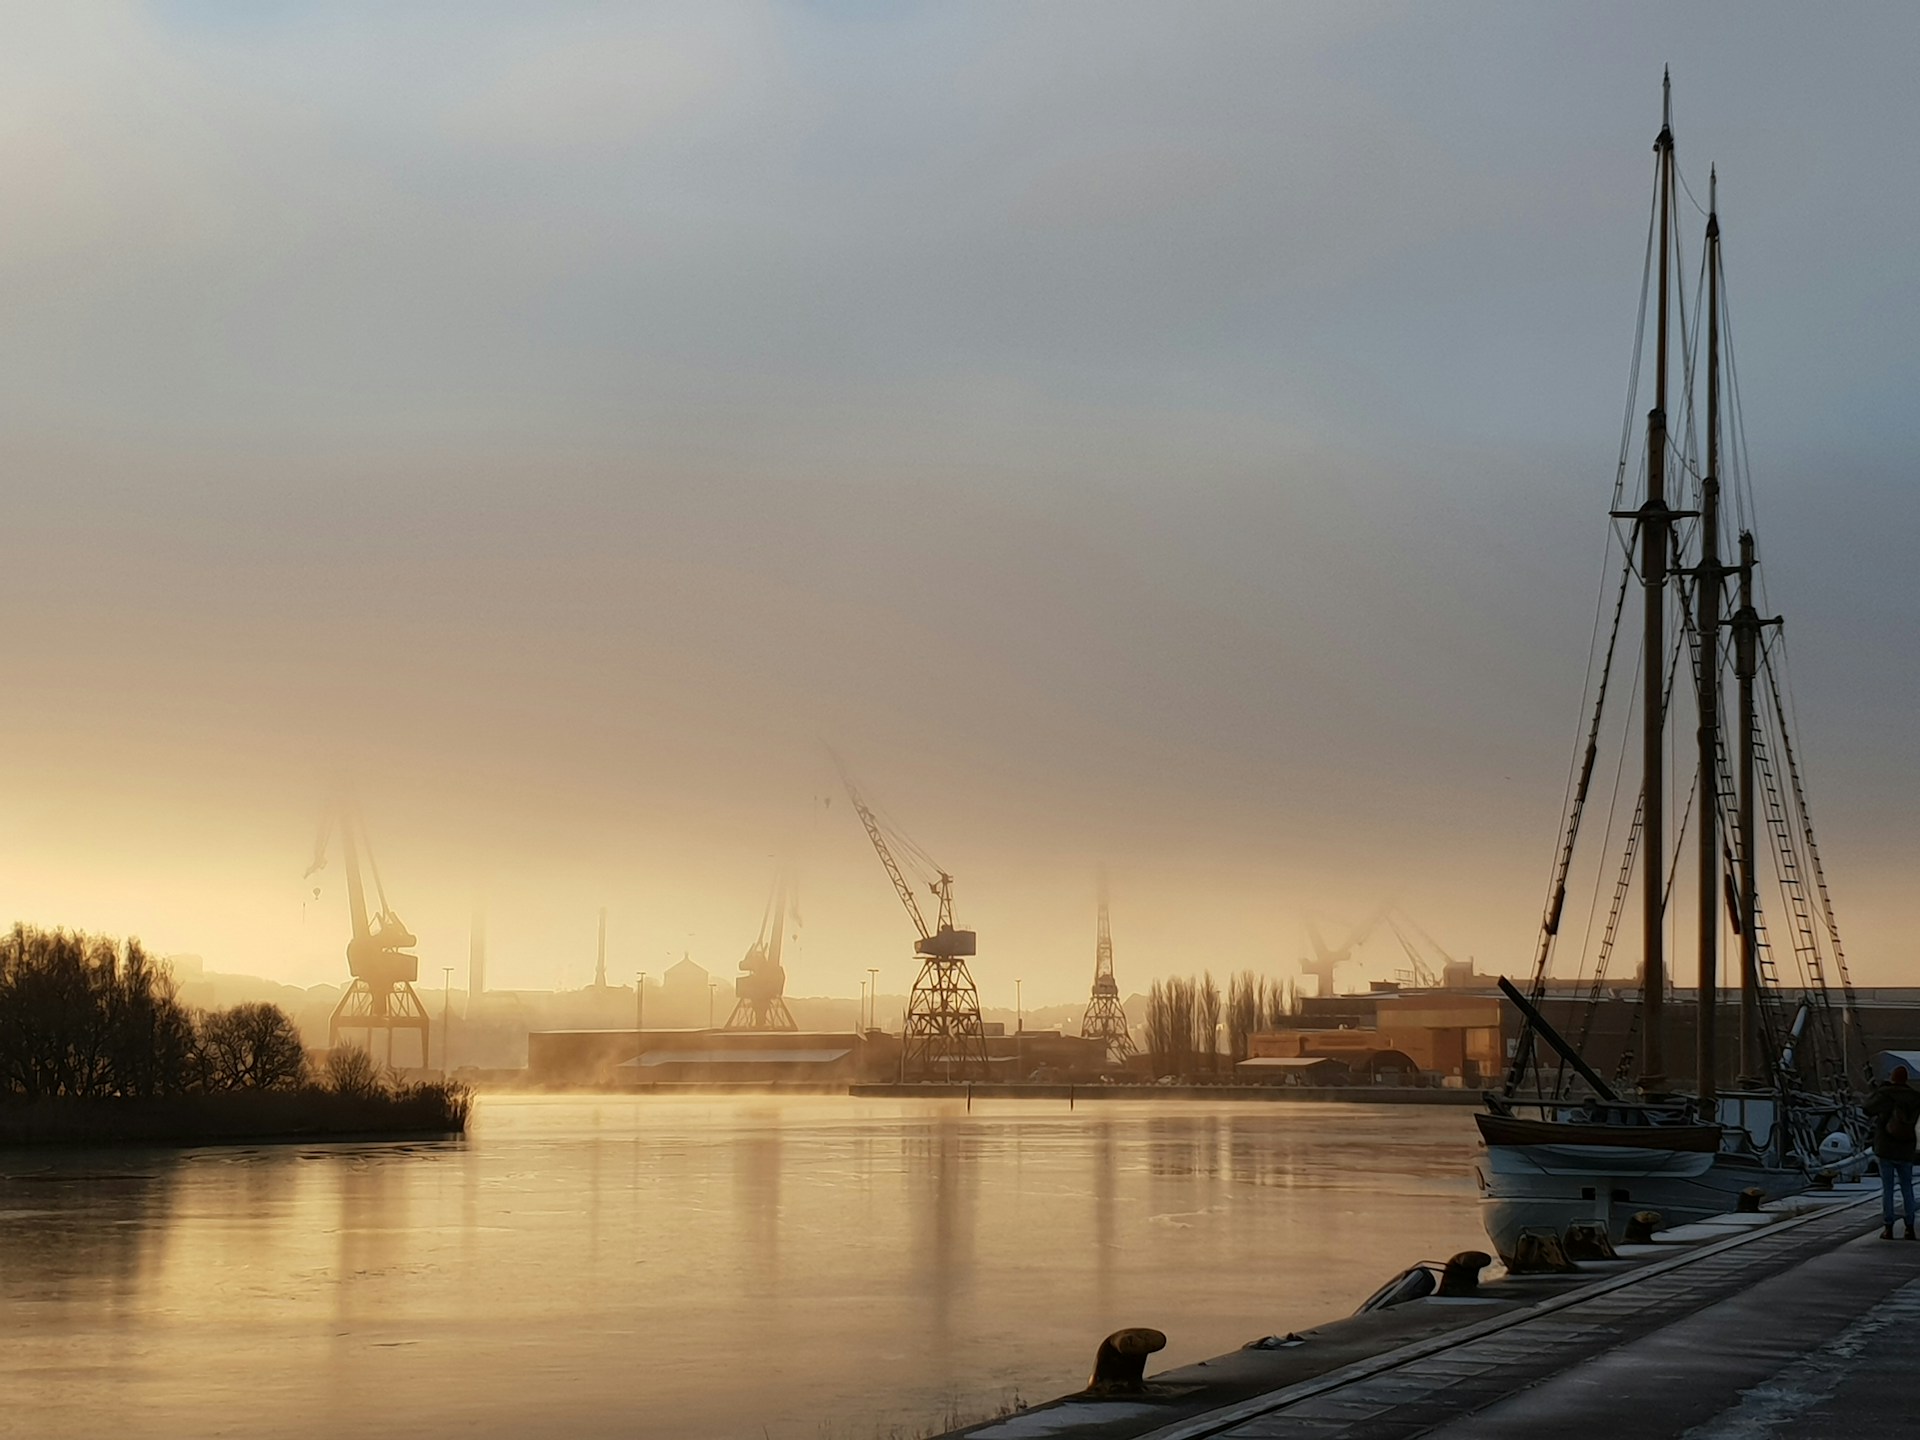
[1087,1328,1167,1395]
[1563,1222,1617,1260]
[1509,1230,1579,1274]
[1437,1250,1493,1295]
[1736,1187,1765,1213]
[1624,1210,1664,1243]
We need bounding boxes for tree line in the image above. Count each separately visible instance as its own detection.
[1143,970,1298,1079]
[0,924,313,1100]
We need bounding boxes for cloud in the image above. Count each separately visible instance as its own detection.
[432,6,782,153]
[0,2,1916,994]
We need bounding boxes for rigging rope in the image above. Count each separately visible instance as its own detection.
[1527,556,1636,999]
[1611,159,1662,511]
[1761,641,1865,1079]
[1569,544,1692,1064]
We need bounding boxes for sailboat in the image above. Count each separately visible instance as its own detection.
[1473,75,1868,1262]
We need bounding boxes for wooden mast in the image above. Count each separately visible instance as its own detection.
[1640,71,1676,1089]
[1734,534,1759,1076]
[1696,168,1723,1104]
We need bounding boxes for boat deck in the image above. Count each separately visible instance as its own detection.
[942,1182,1911,1439]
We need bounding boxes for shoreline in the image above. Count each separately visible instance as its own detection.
[462,1080,1486,1104]
[0,1088,470,1149]
[847,1081,1483,1104]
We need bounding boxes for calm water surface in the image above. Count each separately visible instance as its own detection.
[0,1095,1486,1439]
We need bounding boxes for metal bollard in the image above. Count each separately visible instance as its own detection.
[1087,1328,1167,1395]
[1563,1222,1618,1261]
[1437,1250,1493,1296]
[1624,1210,1664,1242]
[1509,1230,1578,1274]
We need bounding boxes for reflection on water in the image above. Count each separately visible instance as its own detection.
[0,1097,1484,1439]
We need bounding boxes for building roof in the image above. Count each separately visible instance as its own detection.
[663,956,710,986]
[1237,1056,1345,1070]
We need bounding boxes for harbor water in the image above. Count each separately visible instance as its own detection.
[0,1095,1486,1439]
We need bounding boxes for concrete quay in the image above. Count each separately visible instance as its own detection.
[944,1181,1915,1439]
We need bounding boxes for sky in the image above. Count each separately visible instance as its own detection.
[1,2,1916,1004]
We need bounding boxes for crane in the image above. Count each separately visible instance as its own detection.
[306,780,431,1066]
[1079,867,1137,1067]
[1300,907,1388,997]
[1385,909,1457,990]
[724,870,799,1031]
[833,752,988,1079]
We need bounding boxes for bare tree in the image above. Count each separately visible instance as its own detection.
[1196,972,1222,1076]
[196,1003,308,1091]
[106,941,197,1097]
[0,926,195,1098]
[1226,972,1260,1063]
[1146,977,1199,1079]
[324,1044,387,1098]
[1255,974,1298,1030]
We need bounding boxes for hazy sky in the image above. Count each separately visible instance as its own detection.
[3,2,1917,1002]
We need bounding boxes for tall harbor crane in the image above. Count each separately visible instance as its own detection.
[724,871,799,1031]
[1300,909,1387,997]
[1385,909,1456,990]
[833,753,988,1079]
[306,781,431,1065]
[1079,868,1136,1066]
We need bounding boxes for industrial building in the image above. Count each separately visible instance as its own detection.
[528,1028,873,1086]
[1244,972,1920,1089]
[1242,991,1503,1086]
[525,1023,1113,1086]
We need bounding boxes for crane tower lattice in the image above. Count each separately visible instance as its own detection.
[1080,869,1136,1067]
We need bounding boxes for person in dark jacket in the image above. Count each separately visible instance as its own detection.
[1864,1064,1920,1239]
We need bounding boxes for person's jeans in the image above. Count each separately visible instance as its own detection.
[1881,1159,1916,1226]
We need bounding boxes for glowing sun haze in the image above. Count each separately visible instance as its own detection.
[2,2,1916,1002]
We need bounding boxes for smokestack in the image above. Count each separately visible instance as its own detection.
[470,899,487,1001]
[595,907,607,989]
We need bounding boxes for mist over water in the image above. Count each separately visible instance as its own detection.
[0,1096,1483,1438]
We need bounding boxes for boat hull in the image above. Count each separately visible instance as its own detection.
[1473,1139,1807,1261]
[1475,1112,1722,1153]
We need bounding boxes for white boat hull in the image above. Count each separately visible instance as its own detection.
[1474,1141,1809,1260]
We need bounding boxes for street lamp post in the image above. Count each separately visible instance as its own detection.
[866,968,879,1032]
[708,980,717,1030]
[441,966,454,1077]
[1015,978,1024,1080]
[859,978,867,1035]
[635,971,647,1089]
